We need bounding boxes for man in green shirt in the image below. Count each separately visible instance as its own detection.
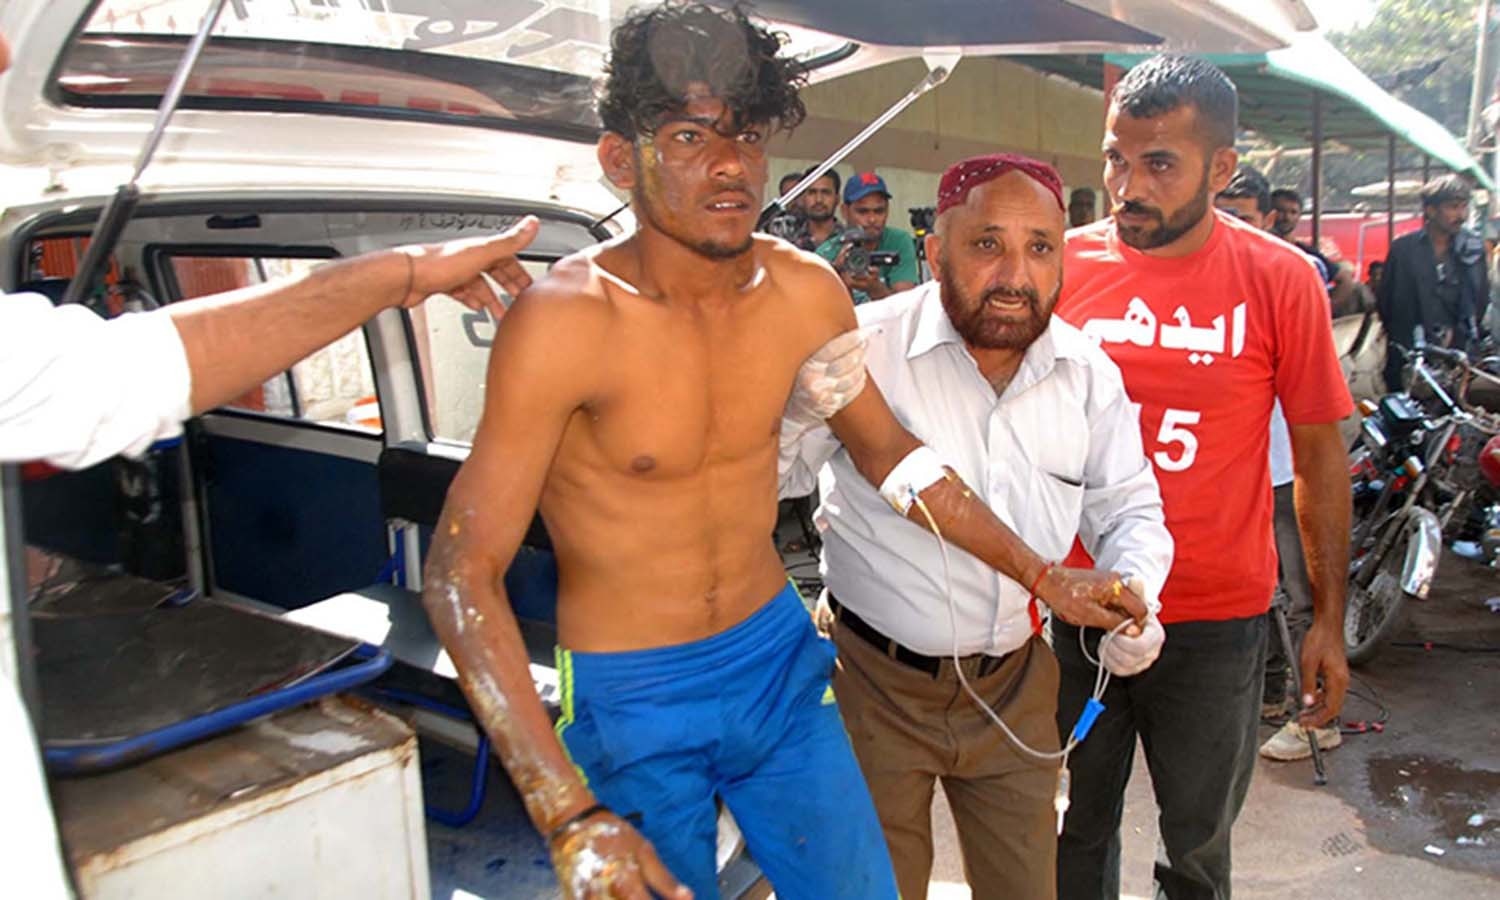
[816,171,919,303]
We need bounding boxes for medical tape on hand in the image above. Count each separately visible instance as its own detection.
[878,446,951,515]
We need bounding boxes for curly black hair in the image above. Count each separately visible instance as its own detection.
[597,2,808,141]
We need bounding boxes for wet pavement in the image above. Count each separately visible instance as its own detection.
[926,547,1500,898]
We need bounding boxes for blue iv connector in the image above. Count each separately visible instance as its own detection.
[1070,697,1106,743]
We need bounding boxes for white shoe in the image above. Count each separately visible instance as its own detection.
[1259,720,1342,761]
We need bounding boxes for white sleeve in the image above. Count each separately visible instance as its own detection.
[0,294,193,470]
[0,672,73,900]
[1077,358,1174,614]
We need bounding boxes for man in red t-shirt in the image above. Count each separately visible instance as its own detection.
[1052,55,1353,899]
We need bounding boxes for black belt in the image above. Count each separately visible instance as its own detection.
[829,594,1015,679]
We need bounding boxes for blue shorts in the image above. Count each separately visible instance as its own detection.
[554,581,897,900]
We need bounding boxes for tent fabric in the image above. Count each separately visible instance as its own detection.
[1104,37,1494,190]
[1018,37,1493,191]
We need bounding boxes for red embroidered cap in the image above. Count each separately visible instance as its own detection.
[936,154,1064,216]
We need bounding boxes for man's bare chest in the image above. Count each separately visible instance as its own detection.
[568,320,803,479]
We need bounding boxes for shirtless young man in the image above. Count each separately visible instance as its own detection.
[421,5,1144,899]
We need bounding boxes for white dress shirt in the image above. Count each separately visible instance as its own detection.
[1268,401,1294,488]
[1,293,192,470]
[783,282,1173,657]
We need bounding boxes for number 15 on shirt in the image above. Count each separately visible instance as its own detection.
[1132,403,1202,473]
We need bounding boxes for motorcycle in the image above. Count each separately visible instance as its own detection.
[1342,335,1489,665]
[1412,349,1500,566]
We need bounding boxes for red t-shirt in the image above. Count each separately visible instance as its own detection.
[1056,212,1353,623]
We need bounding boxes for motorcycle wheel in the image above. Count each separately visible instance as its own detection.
[1344,523,1412,666]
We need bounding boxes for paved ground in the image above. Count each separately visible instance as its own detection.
[925,548,1500,899]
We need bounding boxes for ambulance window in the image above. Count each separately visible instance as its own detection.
[21,236,123,317]
[407,257,552,445]
[166,255,381,433]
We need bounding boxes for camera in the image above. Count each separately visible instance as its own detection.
[839,227,871,274]
[838,226,900,276]
[762,210,807,243]
[909,207,936,265]
[909,206,936,237]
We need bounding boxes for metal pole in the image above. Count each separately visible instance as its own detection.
[1311,91,1323,248]
[773,59,956,213]
[61,0,233,308]
[2,466,37,723]
[1273,597,1327,785]
[1104,62,1124,102]
[1465,0,1497,154]
[1389,133,1398,251]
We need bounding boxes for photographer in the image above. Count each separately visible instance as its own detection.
[765,170,842,253]
[816,171,919,303]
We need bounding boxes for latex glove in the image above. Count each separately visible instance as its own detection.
[784,328,871,435]
[1123,572,1162,618]
[1099,575,1164,677]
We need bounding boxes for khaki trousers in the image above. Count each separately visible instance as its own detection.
[832,618,1061,900]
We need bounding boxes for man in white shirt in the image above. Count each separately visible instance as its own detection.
[782,154,1172,899]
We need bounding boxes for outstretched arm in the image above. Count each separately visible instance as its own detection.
[2,220,540,470]
[421,287,689,900]
[172,217,539,414]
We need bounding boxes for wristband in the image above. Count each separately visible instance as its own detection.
[547,802,611,845]
[1028,561,1056,603]
[1026,561,1055,636]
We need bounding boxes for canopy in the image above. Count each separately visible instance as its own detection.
[1019,36,1495,190]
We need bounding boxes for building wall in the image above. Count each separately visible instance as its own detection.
[768,56,1108,223]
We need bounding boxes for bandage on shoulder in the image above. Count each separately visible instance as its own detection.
[878,446,954,515]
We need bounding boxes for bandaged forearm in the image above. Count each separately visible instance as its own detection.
[878,445,952,514]
[877,446,1047,587]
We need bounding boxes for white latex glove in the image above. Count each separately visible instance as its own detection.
[1099,575,1165,677]
[784,327,871,435]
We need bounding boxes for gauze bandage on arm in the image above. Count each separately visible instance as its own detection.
[877,445,952,515]
[784,327,873,436]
